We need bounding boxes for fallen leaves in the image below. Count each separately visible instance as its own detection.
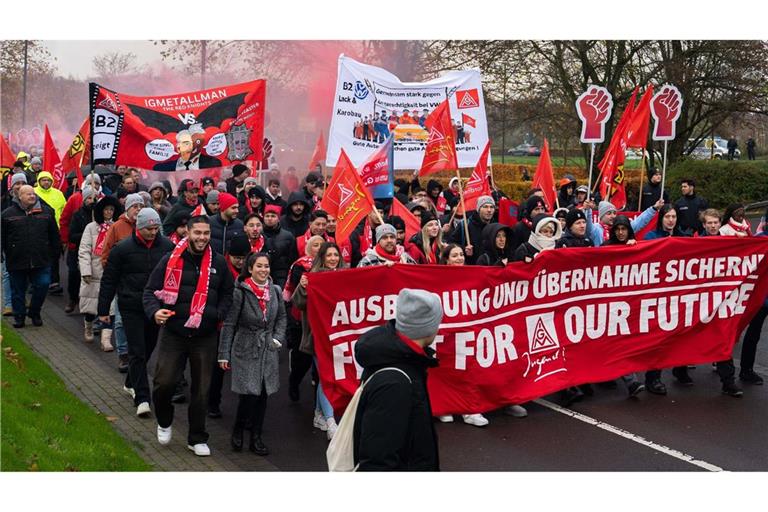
[64,415,71,425]
[105,416,118,423]
[3,346,23,369]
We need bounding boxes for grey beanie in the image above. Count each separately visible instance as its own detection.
[30,156,42,165]
[244,177,259,187]
[10,173,27,186]
[206,190,220,203]
[149,181,166,194]
[81,185,97,202]
[124,193,144,211]
[395,288,443,340]
[598,201,617,220]
[136,207,161,230]
[217,181,227,192]
[375,223,397,242]
[84,173,101,185]
[476,195,495,211]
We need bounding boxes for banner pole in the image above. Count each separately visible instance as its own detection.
[586,143,596,201]
[454,168,471,245]
[660,140,668,200]
[637,152,647,211]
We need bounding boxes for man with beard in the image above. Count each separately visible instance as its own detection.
[162,179,202,236]
[208,192,243,255]
[262,205,297,288]
[280,191,312,238]
[447,195,496,265]
[144,214,233,456]
[358,224,416,267]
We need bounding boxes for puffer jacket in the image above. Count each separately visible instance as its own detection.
[262,221,298,288]
[1,198,61,271]
[208,213,244,255]
[279,191,311,237]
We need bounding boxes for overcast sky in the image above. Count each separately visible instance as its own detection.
[43,40,163,79]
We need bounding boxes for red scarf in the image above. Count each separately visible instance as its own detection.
[728,218,752,236]
[283,255,314,301]
[249,235,265,253]
[227,257,240,279]
[359,219,374,253]
[374,243,405,263]
[154,237,212,329]
[93,221,113,256]
[243,277,270,320]
[169,232,183,245]
[135,229,155,248]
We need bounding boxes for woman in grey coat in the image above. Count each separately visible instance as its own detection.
[219,252,287,456]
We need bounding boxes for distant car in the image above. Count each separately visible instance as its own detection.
[687,138,740,160]
[507,143,541,156]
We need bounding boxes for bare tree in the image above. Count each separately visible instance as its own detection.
[92,51,140,78]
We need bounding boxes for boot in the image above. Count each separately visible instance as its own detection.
[65,300,77,314]
[100,328,114,352]
[231,425,244,452]
[84,318,94,342]
[249,431,269,456]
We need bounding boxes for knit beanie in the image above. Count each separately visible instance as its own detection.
[81,185,97,202]
[476,195,495,211]
[10,173,27,186]
[228,235,251,257]
[375,223,397,242]
[136,208,161,230]
[264,204,282,217]
[218,192,239,212]
[217,181,227,192]
[206,190,220,204]
[243,177,259,187]
[395,288,443,340]
[598,201,617,221]
[566,208,587,229]
[232,164,249,177]
[124,193,144,211]
[388,215,405,231]
[420,211,438,229]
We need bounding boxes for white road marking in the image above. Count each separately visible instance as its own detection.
[533,398,725,472]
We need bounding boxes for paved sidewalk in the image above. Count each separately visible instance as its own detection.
[5,295,280,471]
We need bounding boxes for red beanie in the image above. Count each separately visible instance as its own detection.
[264,204,282,216]
[218,192,238,212]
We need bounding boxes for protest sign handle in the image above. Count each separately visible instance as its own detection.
[660,141,668,200]
[586,143,595,201]
[454,168,471,244]
[372,203,385,226]
[638,152,647,211]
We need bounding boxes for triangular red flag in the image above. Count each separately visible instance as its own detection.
[597,87,638,209]
[43,125,67,193]
[321,149,375,244]
[308,131,326,171]
[461,113,476,129]
[419,99,458,176]
[532,139,556,211]
[390,197,421,245]
[1,135,15,169]
[464,141,492,210]
[190,203,207,217]
[60,118,89,189]
[624,85,654,149]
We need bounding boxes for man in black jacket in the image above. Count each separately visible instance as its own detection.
[263,204,298,288]
[353,288,441,471]
[1,185,61,327]
[225,163,250,196]
[674,179,708,235]
[208,192,243,255]
[144,214,234,457]
[280,191,311,237]
[447,195,496,265]
[640,167,669,211]
[98,208,173,417]
[162,179,201,236]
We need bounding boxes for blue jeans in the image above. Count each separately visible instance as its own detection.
[8,267,51,318]
[2,260,12,309]
[313,357,335,420]
[112,300,128,355]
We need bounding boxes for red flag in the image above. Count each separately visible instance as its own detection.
[598,87,638,209]
[308,132,326,171]
[625,85,654,149]
[464,141,492,210]
[390,197,421,245]
[419,100,458,176]
[60,118,89,188]
[1,135,15,169]
[43,125,66,193]
[532,139,557,211]
[461,113,476,128]
[321,149,375,244]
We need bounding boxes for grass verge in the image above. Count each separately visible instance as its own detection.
[1,322,152,471]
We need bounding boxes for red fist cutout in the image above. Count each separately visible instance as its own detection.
[651,84,682,141]
[576,86,613,143]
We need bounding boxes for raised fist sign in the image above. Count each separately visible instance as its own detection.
[651,84,682,141]
[576,86,613,143]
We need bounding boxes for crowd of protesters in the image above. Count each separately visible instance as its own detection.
[2,152,766,469]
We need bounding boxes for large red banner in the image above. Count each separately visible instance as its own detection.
[89,80,265,170]
[307,237,768,415]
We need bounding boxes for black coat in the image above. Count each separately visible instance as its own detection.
[476,223,513,266]
[279,191,311,238]
[208,214,244,255]
[143,247,234,338]
[1,200,61,271]
[262,222,298,288]
[161,198,200,236]
[98,231,174,316]
[68,204,94,247]
[555,230,594,249]
[640,182,669,211]
[353,320,440,471]
[513,241,539,262]
[674,194,708,235]
[446,211,490,265]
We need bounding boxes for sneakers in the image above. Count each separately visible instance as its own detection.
[326,417,338,441]
[100,329,114,352]
[84,319,94,342]
[722,382,744,398]
[48,283,64,296]
[118,354,129,373]
[504,405,528,418]
[560,387,584,407]
[187,443,211,456]
[437,415,454,423]
[157,425,172,445]
[313,410,328,431]
[672,367,694,386]
[628,382,645,397]
[136,402,152,417]
[646,379,667,395]
[122,385,136,400]
[462,414,489,427]
[739,370,764,385]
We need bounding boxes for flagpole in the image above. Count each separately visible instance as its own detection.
[637,152,647,211]
[454,168,471,245]
[660,140,668,200]
[586,143,596,201]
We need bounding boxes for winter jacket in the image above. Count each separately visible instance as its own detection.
[100,213,136,267]
[162,197,200,236]
[68,203,94,249]
[357,247,416,267]
[264,191,288,211]
[218,278,286,396]
[406,232,441,265]
[279,191,311,237]
[1,199,61,271]
[33,172,66,225]
[476,223,513,266]
[78,221,114,316]
[446,211,491,265]
[353,320,440,471]
[98,231,174,316]
[555,229,594,249]
[602,215,637,246]
[262,222,298,288]
[674,194,708,235]
[143,246,234,338]
[59,191,84,248]
[585,205,657,247]
[640,182,669,211]
[208,213,244,255]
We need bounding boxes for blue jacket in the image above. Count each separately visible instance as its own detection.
[585,206,657,247]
